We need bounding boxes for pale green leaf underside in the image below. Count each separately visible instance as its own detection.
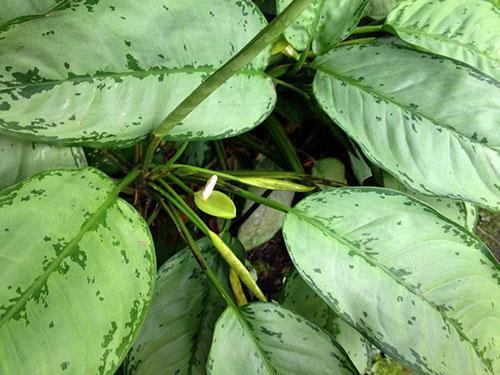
[277,0,370,55]
[282,271,372,373]
[313,41,500,210]
[0,0,275,147]
[127,238,228,375]
[0,168,156,374]
[0,134,87,190]
[208,302,357,375]
[312,157,347,185]
[383,172,478,231]
[0,0,60,25]
[386,0,500,81]
[283,188,500,375]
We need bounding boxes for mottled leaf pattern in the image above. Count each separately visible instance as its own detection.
[0,168,156,374]
[208,302,357,374]
[126,238,229,375]
[0,134,87,190]
[0,0,275,147]
[277,0,370,55]
[283,188,500,374]
[282,271,373,373]
[313,40,500,210]
[386,0,500,81]
[383,172,478,231]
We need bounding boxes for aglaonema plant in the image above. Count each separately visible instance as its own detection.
[0,0,498,374]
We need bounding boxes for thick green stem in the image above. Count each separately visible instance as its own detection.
[152,0,312,138]
[161,200,236,307]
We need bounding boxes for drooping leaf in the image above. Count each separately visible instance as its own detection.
[277,0,370,55]
[0,134,87,190]
[237,158,294,251]
[313,40,500,210]
[126,238,229,375]
[312,157,348,185]
[386,0,500,81]
[383,172,478,231]
[0,168,156,374]
[365,0,402,20]
[194,190,237,219]
[0,0,275,147]
[282,271,373,373]
[208,302,357,374]
[283,188,500,374]
[0,0,60,26]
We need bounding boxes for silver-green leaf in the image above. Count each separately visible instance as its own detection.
[126,238,229,375]
[282,271,373,373]
[0,168,156,374]
[0,0,275,147]
[208,302,358,374]
[277,0,370,55]
[313,40,500,210]
[0,134,87,190]
[283,188,500,374]
[383,172,478,231]
[386,0,500,81]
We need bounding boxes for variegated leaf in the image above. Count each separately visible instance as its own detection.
[208,302,358,374]
[386,0,500,81]
[313,40,500,210]
[282,271,373,373]
[0,0,275,147]
[283,188,500,374]
[126,238,230,375]
[0,168,156,374]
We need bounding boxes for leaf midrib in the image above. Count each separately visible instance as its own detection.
[313,61,495,151]
[232,307,278,375]
[0,172,121,327]
[0,67,268,92]
[287,203,492,371]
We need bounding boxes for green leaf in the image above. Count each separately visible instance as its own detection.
[0,168,156,374]
[383,172,478,231]
[0,0,60,26]
[282,271,373,373]
[283,188,500,374]
[313,40,500,210]
[126,238,229,375]
[348,145,373,185]
[0,0,275,147]
[312,157,348,185]
[194,191,237,219]
[365,0,402,20]
[0,134,87,190]
[386,0,500,81]
[208,302,358,374]
[277,0,370,55]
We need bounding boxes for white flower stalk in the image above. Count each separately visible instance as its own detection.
[201,175,218,201]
